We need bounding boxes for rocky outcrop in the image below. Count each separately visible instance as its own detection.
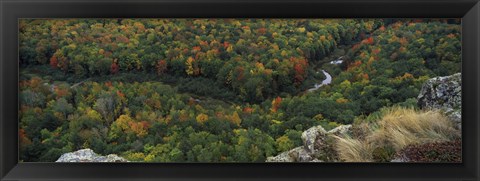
[266,146,314,162]
[390,73,463,163]
[56,149,128,162]
[327,125,352,136]
[267,124,351,162]
[301,125,327,153]
[268,73,462,163]
[266,148,296,162]
[417,73,461,129]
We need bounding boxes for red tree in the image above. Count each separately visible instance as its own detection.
[49,56,58,69]
[257,27,267,35]
[362,37,374,45]
[271,96,282,113]
[379,26,386,31]
[156,60,168,75]
[291,57,308,85]
[111,61,119,74]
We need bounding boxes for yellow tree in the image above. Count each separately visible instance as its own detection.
[185,57,195,76]
[196,113,209,124]
[228,111,242,126]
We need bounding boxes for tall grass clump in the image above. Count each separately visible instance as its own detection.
[335,106,460,162]
[333,136,375,162]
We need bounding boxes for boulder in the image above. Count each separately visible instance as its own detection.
[289,147,313,162]
[266,149,295,162]
[417,73,462,129]
[267,124,351,162]
[56,149,128,162]
[301,125,327,153]
[390,155,409,162]
[327,124,352,136]
[266,146,314,162]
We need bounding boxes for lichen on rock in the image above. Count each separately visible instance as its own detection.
[327,124,352,136]
[417,73,461,129]
[301,125,327,153]
[267,124,351,162]
[56,149,128,162]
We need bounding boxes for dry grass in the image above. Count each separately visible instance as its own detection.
[334,107,460,162]
[333,135,375,162]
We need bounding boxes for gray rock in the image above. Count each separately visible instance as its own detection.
[56,149,128,162]
[327,124,352,136]
[266,146,315,162]
[417,73,462,129]
[301,125,327,153]
[390,154,410,162]
[309,158,324,162]
[266,149,296,162]
[289,147,313,162]
[268,124,351,162]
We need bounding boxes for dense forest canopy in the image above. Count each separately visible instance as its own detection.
[19,19,461,162]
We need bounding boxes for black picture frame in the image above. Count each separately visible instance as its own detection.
[1,0,479,180]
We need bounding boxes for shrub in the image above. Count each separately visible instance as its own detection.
[396,139,461,162]
[371,146,396,162]
[123,152,146,162]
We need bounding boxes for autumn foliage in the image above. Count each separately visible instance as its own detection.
[291,57,308,85]
[270,96,282,113]
[156,60,167,75]
[18,19,461,163]
[49,56,58,69]
[361,37,374,45]
[111,61,119,74]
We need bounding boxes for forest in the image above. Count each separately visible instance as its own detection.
[19,19,461,162]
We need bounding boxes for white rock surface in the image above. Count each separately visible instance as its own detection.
[56,149,128,162]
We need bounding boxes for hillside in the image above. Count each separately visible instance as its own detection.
[19,19,461,162]
[267,73,461,162]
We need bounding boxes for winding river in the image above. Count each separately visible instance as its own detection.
[307,57,343,92]
[307,70,332,92]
